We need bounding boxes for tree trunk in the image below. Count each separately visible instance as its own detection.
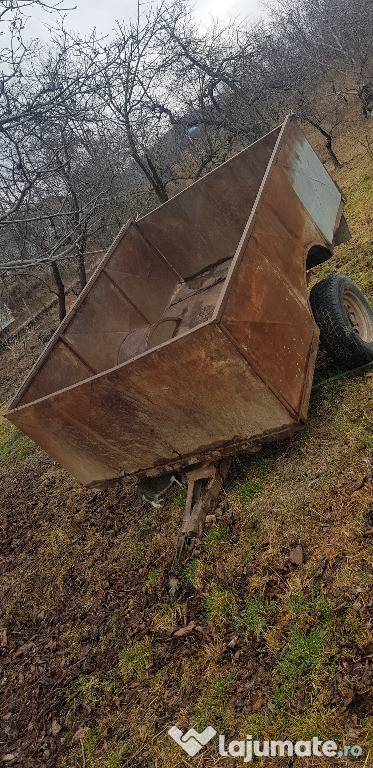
[51,260,66,321]
[325,134,342,169]
[359,84,373,118]
[123,112,169,202]
[145,154,169,203]
[77,232,87,292]
[305,118,341,169]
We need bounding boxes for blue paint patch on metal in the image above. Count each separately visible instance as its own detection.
[290,139,342,244]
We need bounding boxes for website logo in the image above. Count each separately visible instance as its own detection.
[167,726,217,756]
[168,726,363,761]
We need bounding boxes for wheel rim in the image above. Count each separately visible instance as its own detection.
[343,289,373,342]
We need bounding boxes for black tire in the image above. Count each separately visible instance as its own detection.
[310,273,373,368]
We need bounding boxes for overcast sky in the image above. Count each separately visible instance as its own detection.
[26,0,266,42]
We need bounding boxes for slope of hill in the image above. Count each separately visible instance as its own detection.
[0,120,372,768]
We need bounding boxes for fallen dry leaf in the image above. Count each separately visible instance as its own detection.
[14,642,33,658]
[346,728,358,740]
[51,719,62,736]
[168,577,179,596]
[205,514,216,524]
[72,726,86,743]
[173,621,196,637]
[289,544,304,566]
[251,696,263,711]
[181,602,188,625]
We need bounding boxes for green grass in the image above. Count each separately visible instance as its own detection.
[272,590,339,710]
[127,540,144,566]
[183,558,203,588]
[172,479,188,509]
[118,639,153,682]
[204,586,236,626]
[235,597,277,641]
[73,674,117,709]
[194,671,236,730]
[0,415,32,462]
[61,624,81,661]
[274,630,324,709]
[235,475,264,505]
[234,456,274,505]
[107,747,125,767]
[143,567,162,592]
[202,524,231,557]
[288,589,335,633]
[152,596,181,632]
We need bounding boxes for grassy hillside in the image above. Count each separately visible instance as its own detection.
[0,121,372,768]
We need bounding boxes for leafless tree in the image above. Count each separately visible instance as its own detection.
[0,115,131,320]
[1,0,372,328]
[0,3,125,320]
[265,0,373,164]
[86,2,180,204]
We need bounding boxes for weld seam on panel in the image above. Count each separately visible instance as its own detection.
[216,321,299,421]
[7,221,133,410]
[250,234,310,312]
[59,335,97,374]
[133,221,183,281]
[279,164,339,190]
[135,422,300,479]
[170,275,227,307]
[101,268,150,325]
[297,331,319,422]
[175,255,233,283]
[213,115,293,324]
[253,231,297,241]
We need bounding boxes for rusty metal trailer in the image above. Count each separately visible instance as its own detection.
[6,115,354,513]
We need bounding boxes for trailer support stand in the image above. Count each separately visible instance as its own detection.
[173,458,232,567]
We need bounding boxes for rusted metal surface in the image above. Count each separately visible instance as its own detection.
[6,116,349,486]
[7,324,292,485]
[137,128,281,279]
